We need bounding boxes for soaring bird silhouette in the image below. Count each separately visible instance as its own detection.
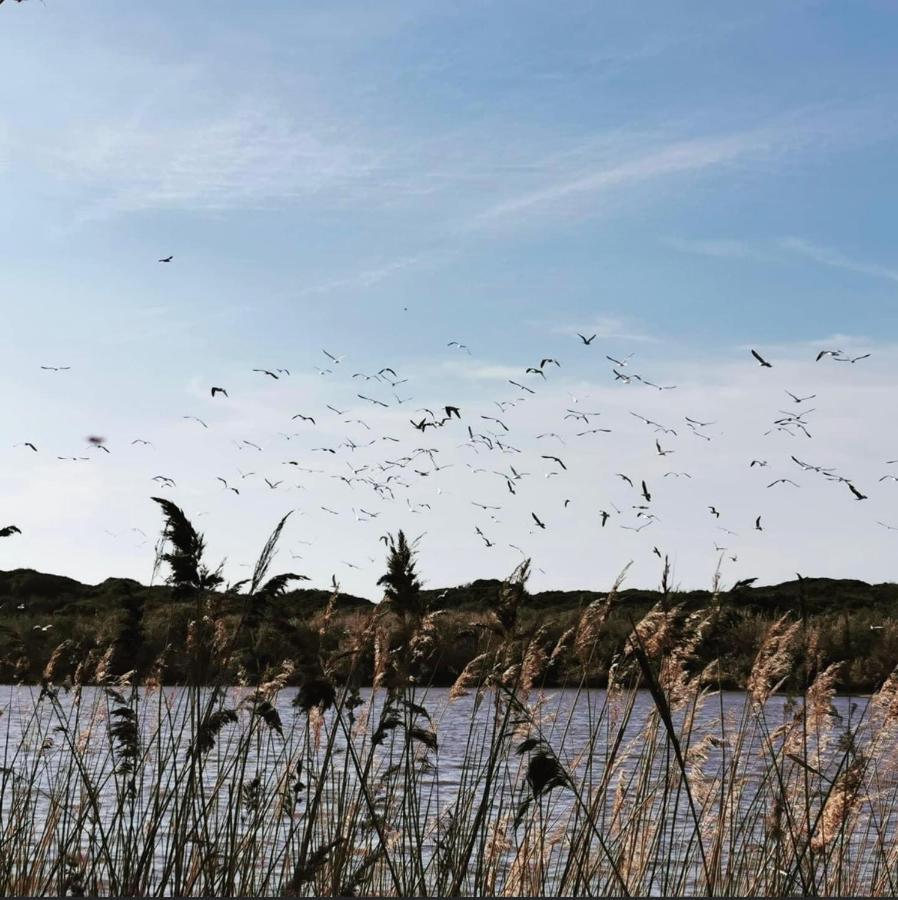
[577,333,597,345]
[40,365,70,371]
[475,526,494,548]
[816,349,843,362]
[158,256,173,263]
[848,483,868,501]
[751,349,773,368]
[541,455,567,471]
[253,369,279,379]
[0,525,21,537]
[210,387,228,398]
[531,512,547,529]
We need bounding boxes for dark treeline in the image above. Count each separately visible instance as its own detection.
[1,542,896,691]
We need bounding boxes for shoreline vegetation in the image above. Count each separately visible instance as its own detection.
[0,502,896,894]
[0,505,895,692]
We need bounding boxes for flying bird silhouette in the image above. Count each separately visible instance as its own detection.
[210,387,228,398]
[577,333,597,345]
[751,349,773,368]
[158,256,173,263]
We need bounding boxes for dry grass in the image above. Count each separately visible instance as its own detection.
[0,504,895,896]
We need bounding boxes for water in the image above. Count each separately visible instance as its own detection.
[0,684,887,895]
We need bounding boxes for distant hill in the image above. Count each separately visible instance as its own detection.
[1,568,897,690]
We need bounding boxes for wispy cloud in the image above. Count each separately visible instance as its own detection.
[55,101,379,218]
[663,236,767,260]
[779,237,898,284]
[666,234,898,285]
[295,250,453,298]
[469,127,786,226]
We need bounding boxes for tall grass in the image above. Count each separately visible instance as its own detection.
[0,502,896,896]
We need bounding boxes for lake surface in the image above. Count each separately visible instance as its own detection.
[0,684,886,895]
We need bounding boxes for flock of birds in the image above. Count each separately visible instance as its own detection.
[2,254,894,596]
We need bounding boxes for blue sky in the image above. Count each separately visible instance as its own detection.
[2,2,897,595]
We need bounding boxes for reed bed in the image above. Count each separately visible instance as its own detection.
[0,502,896,896]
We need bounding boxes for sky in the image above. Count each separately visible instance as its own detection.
[1,1,898,598]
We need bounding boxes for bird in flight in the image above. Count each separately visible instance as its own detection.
[768,479,799,488]
[577,333,597,345]
[183,416,208,428]
[606,354,634,367]
[751,349,773,368]
[816,349,843,362]
[158,256,173,263]
[264,478,283,490]
[786,391,816,403]
[835,353,871,364]
[210,387,228,398]
[599,510,610,527]
[475,526,494,548]
[322,349,344,364]
[531,512,547,529]
[641,480,651,502]
[40,365,70,372]
[541,455,567,471]
[447,341,471,354]
[292,413,316,424]
[253,369,279,379]
[16,442,37,452]
[708,506,721,518]
[0,525,21,538]
[848,483,867,501]
[216,477,239,495]
[131,439,153,446]
[358,394,389,408]
[755,516,763,531]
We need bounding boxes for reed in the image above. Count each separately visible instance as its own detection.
[0,503,894,896]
